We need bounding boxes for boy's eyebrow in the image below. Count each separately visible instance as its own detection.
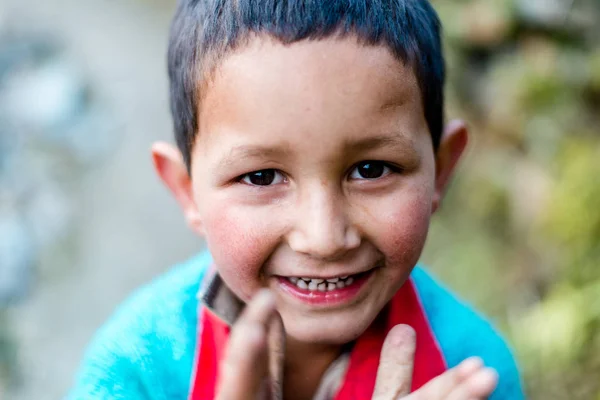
[345,134,418,153]
[217,144,292,169]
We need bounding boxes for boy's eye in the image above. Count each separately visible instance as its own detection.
[349,161,394,180]
[240,169,285,186]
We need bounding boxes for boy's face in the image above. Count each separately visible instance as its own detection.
[156,37,466,345]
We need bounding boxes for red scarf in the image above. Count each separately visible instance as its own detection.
[189,278,447,399]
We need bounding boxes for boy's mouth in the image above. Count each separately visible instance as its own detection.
[277,258,382,291]
[275,266,378,306]
[285,272,366,292]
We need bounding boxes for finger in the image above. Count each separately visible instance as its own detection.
[407,359,470,400]
[238,289,278,327]
[266,311,285,400]
[372,324,416,400]
[217,320,268,400]
[454,357,484,382]
[407,357,489,400]
[216,290,277,400]
[446,367,498,400]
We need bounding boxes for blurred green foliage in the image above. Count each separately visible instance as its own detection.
[424,0,600,399]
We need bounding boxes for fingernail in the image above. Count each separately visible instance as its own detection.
[254,289,276,309]
[482,367,498,381]
[456,357,484,380]
[463,357,484,369]
[390,324,416,346]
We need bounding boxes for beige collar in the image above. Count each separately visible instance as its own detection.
[199,270,244,326]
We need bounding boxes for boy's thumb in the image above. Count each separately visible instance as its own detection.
[372,324,416,400]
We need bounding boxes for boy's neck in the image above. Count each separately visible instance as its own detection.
[283,337,344,400]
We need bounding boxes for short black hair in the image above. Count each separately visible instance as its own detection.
[168,0,445,171]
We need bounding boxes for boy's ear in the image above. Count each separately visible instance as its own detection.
[151,142,204,235]
[432,119,468,213]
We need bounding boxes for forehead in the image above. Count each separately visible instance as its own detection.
[196,36,426,154]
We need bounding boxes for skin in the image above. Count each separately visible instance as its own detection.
[153,36,493,399]
[215,291,498,400]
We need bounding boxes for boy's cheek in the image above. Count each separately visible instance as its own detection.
[201,203,280,299]
[374,197,432,267]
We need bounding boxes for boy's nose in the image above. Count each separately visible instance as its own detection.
[287,188,361,260]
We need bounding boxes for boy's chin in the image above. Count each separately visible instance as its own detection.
[282,312,378,345]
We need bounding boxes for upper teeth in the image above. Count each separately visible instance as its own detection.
[288,275,355,291]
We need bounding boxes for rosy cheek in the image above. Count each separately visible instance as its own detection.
[378,196,432,268]
[201,201,276,299]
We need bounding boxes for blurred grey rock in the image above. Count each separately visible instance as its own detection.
[0,211,34,304]
[515,0,598,30]
[2,60,87,133]
[0,34,117,164]
[25,182,73,249]
[0,32,117,307]
[60,108,120,164]
[516,0,573,27]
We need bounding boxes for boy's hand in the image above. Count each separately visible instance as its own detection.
[215,292,497,400]
[216,290,283,400]
[373,325,498,400]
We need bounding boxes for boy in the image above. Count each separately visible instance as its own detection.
[68,0,524,399]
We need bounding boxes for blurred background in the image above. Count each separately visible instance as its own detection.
[0,0,598,399]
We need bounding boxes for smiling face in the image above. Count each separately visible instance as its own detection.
[184,36,438,344]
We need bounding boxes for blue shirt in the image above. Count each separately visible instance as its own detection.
[67,251,524,399]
